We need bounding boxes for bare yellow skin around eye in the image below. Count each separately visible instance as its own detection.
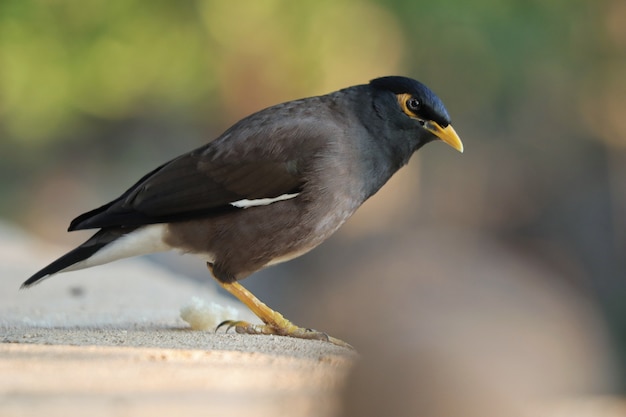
[396,93,418,118]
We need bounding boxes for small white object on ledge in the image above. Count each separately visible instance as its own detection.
[180,296,239,331]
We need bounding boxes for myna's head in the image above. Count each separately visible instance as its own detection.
[370,76,463,153]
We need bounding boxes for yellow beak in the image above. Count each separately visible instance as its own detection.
[425,122,464,153]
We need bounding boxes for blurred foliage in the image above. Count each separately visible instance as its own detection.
[0,1,210,142]
[0,0,404,145]
[1,0,626,383]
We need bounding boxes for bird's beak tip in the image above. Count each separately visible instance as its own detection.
[425,122,464,153]
[439,124,464,153]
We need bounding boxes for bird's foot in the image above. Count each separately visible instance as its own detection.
[216,319,353,349]
[213,279,353,349]
[217,319,326,339]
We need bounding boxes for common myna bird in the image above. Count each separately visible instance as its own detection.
[23,76,463,347]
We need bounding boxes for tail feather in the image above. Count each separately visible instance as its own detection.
[21,228,135,288]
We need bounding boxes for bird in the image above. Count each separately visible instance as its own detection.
[22,76,463,347]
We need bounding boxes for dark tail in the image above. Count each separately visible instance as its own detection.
[21,228,135,289]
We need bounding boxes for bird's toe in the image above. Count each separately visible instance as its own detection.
[215,319,352,348]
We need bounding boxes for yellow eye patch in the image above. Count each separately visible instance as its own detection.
[396,93,419,118]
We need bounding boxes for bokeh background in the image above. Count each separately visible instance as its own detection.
[1,1,625,415]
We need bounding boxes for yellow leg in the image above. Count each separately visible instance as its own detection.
[216,280,352,349]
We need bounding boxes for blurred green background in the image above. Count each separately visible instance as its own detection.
[1,0,625,395]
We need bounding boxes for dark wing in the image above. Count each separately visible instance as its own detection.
[68,95,341,231]
[69,150,303,230]
[68,117,333,231]
[125,151,303,216]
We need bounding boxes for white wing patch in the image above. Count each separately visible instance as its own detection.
[230,193,299,209]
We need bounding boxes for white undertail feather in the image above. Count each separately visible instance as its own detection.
[62,224,172,273]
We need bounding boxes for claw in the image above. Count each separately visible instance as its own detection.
[215,320,235,333]
[216,320,243,333]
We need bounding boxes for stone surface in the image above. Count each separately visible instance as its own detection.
[0,222,355,417]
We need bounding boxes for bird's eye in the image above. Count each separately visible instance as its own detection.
[406,97,420,112]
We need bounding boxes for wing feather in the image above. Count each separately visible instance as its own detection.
[68,103,336,230]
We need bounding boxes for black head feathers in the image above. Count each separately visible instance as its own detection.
[370,76,451,127]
